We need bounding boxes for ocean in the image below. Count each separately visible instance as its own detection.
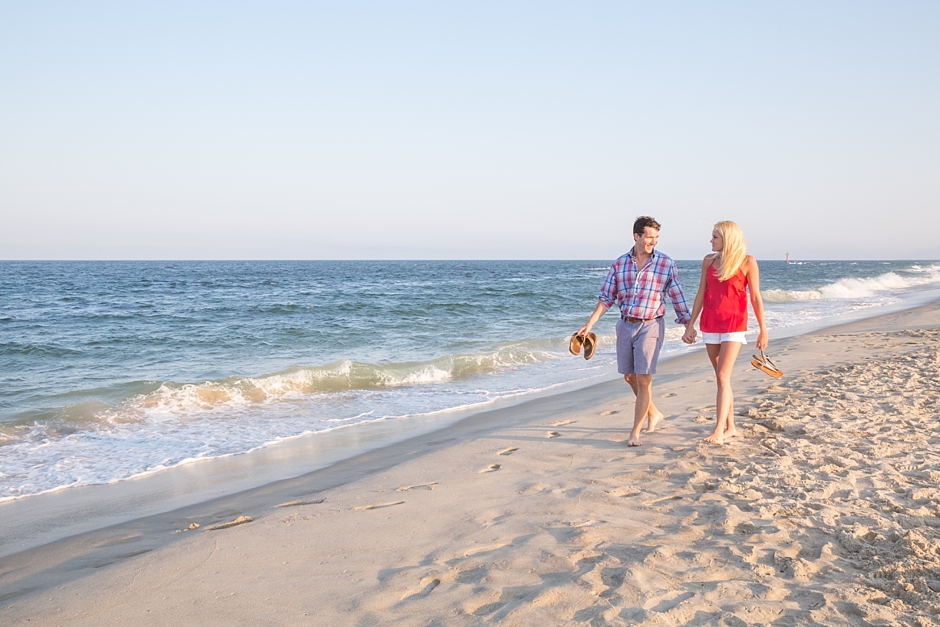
[2,259,939,502]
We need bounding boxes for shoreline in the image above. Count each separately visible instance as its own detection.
[3,282,939,518]
[3,272,939,510]
[0,366,626,560]
[3,288,939,559]
[2,297,940,624]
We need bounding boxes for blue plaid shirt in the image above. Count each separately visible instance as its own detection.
[599,249,691,324]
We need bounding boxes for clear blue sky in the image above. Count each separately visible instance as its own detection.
[2,2,938,260]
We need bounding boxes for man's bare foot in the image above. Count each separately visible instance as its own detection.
[703,433,724,445]
[723,428,737,439]
[646,409,665,432]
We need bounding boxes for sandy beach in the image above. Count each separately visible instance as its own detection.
[2,300,939,626]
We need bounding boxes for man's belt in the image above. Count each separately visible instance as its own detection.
[621,315,663,323]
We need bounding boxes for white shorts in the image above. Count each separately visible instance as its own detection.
[702,332,748,345]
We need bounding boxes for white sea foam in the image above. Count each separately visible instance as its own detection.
[117,348,560,419]
[762,289,823,302]
[398,365,453,385]
[0,354,615,502]
[763,267,940,303]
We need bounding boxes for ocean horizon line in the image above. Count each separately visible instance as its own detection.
[3,257,938,263]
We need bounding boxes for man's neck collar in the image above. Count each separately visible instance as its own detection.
[630,246,656,260]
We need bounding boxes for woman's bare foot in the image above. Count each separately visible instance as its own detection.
[703,433,725,445]
[723,427,737,439]
[627,438,642,446]
[645,409,665,432]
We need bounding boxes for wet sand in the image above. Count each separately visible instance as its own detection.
[2,300,939,626]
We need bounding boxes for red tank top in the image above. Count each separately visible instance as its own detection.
[700,264,748,333]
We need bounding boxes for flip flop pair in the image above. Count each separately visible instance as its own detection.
[569,332,597,360]
[751,350,783,378]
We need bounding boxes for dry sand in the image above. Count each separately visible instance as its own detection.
[2,301,939,626]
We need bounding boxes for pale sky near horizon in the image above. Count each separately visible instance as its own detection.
[1,2,938,261]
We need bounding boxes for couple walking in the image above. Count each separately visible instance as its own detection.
[578,216,768,446]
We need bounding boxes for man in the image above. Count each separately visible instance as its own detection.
[578,216,691,446]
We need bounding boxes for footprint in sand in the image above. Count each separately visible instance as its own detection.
[95,535,143,548]
[460,543,511,557]
[600,410,618,416]
[91,549,154,569]
[553,419,574,426]
[480,464,501,473]
[498,447,517,456]
[609,486,642,497]
[773,545,810,580]
[546,431,560,438]
[401,576,440,601]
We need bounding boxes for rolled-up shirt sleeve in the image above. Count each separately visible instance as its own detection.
[666,262,692,325]
[599,261,619,309]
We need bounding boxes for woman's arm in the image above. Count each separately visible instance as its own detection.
[682,257,711,344]
[744,255,768,350]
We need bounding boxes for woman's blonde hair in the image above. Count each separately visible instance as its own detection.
[714,220,747,281]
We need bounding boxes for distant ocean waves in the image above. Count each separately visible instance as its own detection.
[762,264,940,302]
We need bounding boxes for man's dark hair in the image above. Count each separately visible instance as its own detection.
[633,216,661,235]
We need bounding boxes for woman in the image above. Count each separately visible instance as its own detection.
[682,221,768,445]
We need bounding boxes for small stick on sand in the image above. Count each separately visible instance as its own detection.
[352,501,405,510]
[759,442,785,457]
[277,498,326,507]
[208,516,252,530]
[396,482,438,492]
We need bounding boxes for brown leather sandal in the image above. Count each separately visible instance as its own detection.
[582,332,597,360]
[751,351,783,378]
[569,333,584,356]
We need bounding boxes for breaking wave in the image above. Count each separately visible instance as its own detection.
[762,265,940,303]
[138,348,555,413]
